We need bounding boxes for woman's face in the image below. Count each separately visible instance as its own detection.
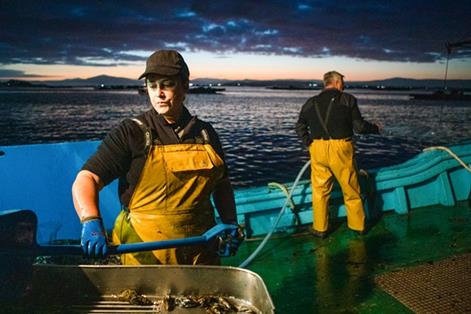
[146,75,187,122]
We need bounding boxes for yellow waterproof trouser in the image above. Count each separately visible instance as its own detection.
[309,139,365,232]
[112,143,225,265]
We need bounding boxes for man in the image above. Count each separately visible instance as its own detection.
[295,71,381,238]
[72,50,243,264]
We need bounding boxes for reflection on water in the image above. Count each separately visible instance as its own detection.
[1,87,470,187]
[314,238,370,311]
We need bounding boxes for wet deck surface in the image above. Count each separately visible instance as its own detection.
[223,201,471,313]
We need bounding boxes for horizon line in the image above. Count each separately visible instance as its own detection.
[2,75,470,82]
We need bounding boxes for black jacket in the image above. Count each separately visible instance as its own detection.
[295,89,379,146]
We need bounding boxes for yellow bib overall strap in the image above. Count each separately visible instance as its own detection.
[112,123,225,265]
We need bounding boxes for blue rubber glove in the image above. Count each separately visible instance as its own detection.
[81,218,108,258]
[218,225,245,257]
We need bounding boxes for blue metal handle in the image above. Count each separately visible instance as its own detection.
[111,223,237,254]
[30,224,237,256]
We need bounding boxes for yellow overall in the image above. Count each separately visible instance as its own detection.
[112,142,225,265]
[309,139,365,233]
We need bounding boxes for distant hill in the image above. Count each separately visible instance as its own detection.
[0,79,41,88]
[2,75,471,89]
[191,78,233,86]
[41,75,141,87]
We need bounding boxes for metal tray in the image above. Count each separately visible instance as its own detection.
[31,264,275,313]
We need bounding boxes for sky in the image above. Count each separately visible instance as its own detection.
[1,0,470,81]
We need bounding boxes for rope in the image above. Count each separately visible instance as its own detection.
[423,146,471,172]
[267,182,296,211]
[239,160,311,268]
[267,182,301,226]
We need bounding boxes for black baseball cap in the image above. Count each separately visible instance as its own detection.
[138,50,190,80]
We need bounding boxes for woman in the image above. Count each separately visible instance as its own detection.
[72,50,242,265]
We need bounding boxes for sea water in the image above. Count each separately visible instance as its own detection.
[0,87,470,187]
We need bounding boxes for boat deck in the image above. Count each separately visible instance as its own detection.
[223,201,471,313]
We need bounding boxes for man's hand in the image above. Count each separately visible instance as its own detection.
[81,218,108,258]
[374,120,384,133]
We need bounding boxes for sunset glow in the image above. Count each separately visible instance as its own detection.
[1,1,470,82]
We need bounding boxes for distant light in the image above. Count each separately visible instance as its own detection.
[101,84,104,88]
[217,83,221,86]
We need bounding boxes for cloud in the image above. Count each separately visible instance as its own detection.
[0,0,470,67]
[0,69,47,78]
